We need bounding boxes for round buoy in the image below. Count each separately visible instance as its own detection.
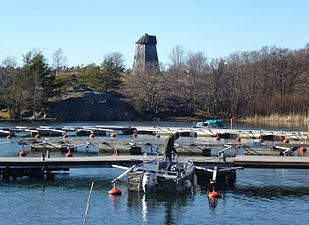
[299,146,307,155]
[283,139,289,144]
[35,133,41,139]
[280,135,285,141]
[89,133,95,138]
[156,133,160,138]
[6,134,13,139]
[108,187,122,195]
[214,135,221,141]
[132,133,138,138]
[18,150,27,157]
[208,190,221,198]
[208,187,221,198]
[63,134,69,138]
[111,133,117,138]
[65,150,73,157]
[235,137,241,142]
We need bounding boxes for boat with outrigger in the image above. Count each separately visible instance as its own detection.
[110,153,196,194]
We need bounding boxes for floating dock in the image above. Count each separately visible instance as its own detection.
[0,125,308,141]
[1,155,309,171]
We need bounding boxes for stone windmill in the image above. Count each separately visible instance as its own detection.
[132,33,160,74]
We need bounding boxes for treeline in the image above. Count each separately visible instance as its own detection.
[0,49,124,120]
[123,44,309,119]
[1,44,309,121]
[0,51,54,120]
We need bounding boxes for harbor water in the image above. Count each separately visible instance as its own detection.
[0,121,309,225]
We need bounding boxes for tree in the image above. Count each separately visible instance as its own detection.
[168,45,186,73]
[0,56,25,120]
[122,64,168,116]
[52,48,67,76]
[206,58,227,115]
[2,55,17,69]
[99,52,125,92]
[22,50,54,118]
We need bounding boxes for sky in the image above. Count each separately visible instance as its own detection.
[1,0,309,68]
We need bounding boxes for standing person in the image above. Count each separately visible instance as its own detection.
[163,132,179,171]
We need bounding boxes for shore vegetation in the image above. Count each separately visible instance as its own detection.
[0,44,309,124]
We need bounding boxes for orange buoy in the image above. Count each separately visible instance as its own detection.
[235,137,241,142]
[89,133,95,138]
[65,150,73,157]
[108,186,122,195]
[283,139,289,144]
[214,135,221,141]
[208,187,221,198]
[18,150,27,157]
[111,133,117,138]
[280,135,285,141]
[299,146,307,155]
[63,134,69,138]
[156,133,160,138]
[35,133,41,139]
[6,134,13,139]
[132,133,138,138]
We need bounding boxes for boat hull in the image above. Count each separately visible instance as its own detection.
[127,160,195,193]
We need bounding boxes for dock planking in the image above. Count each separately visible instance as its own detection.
[2,155,309,169]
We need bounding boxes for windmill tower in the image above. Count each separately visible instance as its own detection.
[132,33,160,74]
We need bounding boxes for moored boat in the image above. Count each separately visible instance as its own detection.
[194,119,225,128]
[113,154,196,193]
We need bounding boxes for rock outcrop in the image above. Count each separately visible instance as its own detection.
[46,92,136,121]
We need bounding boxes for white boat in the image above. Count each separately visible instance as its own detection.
[112,154,196,193]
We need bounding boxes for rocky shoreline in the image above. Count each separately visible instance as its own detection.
[45,92,136,121]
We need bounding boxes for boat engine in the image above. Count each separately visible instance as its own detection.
[142,172,157,192]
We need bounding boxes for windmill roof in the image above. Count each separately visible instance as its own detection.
[135,33,157,45]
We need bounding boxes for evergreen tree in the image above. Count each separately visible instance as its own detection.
[22,50,55,118]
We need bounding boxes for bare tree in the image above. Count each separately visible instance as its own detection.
[52,48,67,76]
[2,55,17,68]
[0,56,25,119]
[205,58,227,115]
[122,64,168,116]
[168,45,186,73]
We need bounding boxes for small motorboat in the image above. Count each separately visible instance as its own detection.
[112,154,196,193]
[193,119,225,128]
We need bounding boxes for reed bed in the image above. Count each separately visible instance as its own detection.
[242,113,309,123]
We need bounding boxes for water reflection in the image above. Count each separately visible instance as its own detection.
[201,184,226,209]
[234,186,309,200]
[208,197,218,209]
[127,191,192,225]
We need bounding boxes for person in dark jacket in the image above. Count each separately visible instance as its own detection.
[163,132,179,170]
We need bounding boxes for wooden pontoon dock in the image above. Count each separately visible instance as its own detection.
[2,155,309,179]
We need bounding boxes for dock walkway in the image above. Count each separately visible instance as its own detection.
[2,155,309,169]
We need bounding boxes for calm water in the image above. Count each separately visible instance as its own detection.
[0,121,309,225]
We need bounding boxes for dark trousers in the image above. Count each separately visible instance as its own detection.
[165,153,172,171]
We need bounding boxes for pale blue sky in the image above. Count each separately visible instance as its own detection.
[1,0,308,68]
